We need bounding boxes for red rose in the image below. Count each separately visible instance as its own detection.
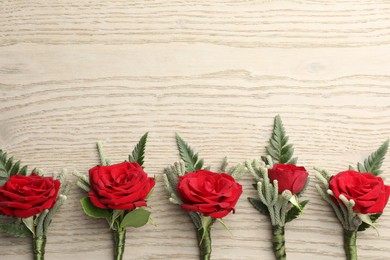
[177,170,242,218]
[268,164,309,194]
[329,170,390,214]
[0,174,60,218]
[88,162,155,210]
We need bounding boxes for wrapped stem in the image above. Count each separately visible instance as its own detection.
[32,235,46,260]
[113,229,126,260]
[343,229,357,260]
[272,225,286,260]
[196,226,212,260]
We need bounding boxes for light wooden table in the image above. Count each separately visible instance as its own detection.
[1,0,389,259]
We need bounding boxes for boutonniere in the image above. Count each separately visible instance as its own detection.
[74,133,155,260]
[163,134,245,260]
[0,149,69,260]
[315,140,390,260]
[245,115,309,260]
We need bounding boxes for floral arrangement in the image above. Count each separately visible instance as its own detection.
[245,115,309,260]
[163,134,246,260]
[0,149,69,260]
[315,140,390,260]
[74,133,155,260]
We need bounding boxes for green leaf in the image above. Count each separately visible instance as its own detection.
[0,150,30,182]
[248,197,270,216]
[265,115,294,164]
[80,197,111,219]
[176,133,204,172]
[120,208,151,228]
[10,161,21,176]
[22,216,35,236]
[5,157,14,172]
[0,170,8,178]
[358,213,381,232]
[19,165,28,176]
[285,200,309,223]
[128,132,148,168]
[0,223,32,237]
[357,162,366,173]
[261,156,272,166]
[287,157,298,165]
[360,140,389,176]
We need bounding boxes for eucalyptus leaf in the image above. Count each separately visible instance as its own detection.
[80,197,111,219]
[120,208,151,228]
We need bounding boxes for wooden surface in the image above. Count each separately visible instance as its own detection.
[1,0,390,259]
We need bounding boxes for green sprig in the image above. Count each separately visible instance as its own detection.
[264,115,297,165]
[176,133,204,173]
[128,132,149,168]
[0,150,30,185]
[358,139,389,176]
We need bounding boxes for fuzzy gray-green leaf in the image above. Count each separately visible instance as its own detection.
[176,133,204,172]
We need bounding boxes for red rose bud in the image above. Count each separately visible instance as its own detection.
[177,170,242,218]
[268,164,309,195]
[329,170,390,214]
[0,174,60,218]
[88,162,155,210]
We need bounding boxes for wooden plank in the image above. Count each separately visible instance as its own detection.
[0,0,389,259]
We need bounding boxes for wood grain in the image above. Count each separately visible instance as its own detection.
[0,0,390,259]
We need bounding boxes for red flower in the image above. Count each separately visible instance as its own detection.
[0,174,60,218]
[268,164,309,194]
[177,170,242,218]
[329,170,390,214]
[88,162,155,210]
